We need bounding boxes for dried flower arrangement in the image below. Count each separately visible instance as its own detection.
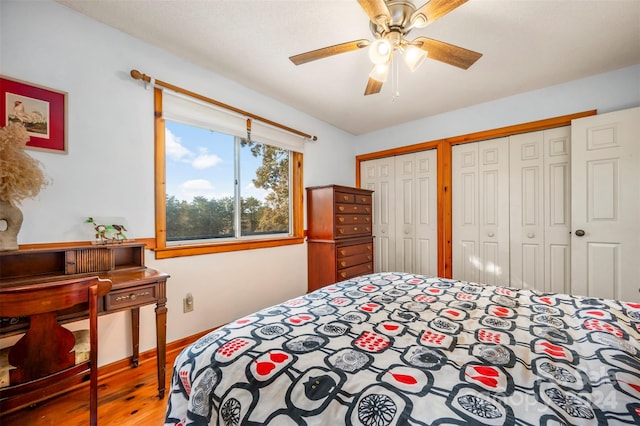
[0,123,48,205]
[0,123,48,250]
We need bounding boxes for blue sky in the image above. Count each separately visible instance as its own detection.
[165,120,269,202]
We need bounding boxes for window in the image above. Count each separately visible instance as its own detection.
[154,89,304,258]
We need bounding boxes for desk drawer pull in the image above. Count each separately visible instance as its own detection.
[106,285,157,310]
[115,291,150,302]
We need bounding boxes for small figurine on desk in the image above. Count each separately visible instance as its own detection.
[86,217,128,244]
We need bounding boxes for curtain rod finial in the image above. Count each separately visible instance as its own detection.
[130,69,151,83]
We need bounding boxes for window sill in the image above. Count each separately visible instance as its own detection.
[152,236,305,259]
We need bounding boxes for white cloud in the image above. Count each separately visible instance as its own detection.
[165,128,192,161]
[192,147,222,169]
[180,179,216,200]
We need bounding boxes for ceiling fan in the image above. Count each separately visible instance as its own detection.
[289,0,482,96]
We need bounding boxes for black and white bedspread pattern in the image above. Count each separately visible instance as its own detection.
[165,273,640,426]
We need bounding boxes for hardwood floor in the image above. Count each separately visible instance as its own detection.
[0,346,181,425]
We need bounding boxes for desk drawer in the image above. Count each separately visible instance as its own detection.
[105,285,157,310]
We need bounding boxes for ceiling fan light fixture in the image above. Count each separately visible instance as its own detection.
[403,44,426,72]
[369,62,390,82]
[368,39,392,65]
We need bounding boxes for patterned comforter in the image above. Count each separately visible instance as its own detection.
[165,273,640,425]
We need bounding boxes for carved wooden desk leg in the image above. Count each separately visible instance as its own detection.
[155,298,167,399]
[131,307,140,367]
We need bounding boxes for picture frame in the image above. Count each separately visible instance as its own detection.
[0,76,67,154]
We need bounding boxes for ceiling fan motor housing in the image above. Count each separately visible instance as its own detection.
[370,0,419,40]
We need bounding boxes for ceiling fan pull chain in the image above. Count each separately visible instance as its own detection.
[246,118,252,143]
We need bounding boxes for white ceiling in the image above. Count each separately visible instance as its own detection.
[57,0,640,135]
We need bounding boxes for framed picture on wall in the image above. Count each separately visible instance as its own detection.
[0,76,67,154]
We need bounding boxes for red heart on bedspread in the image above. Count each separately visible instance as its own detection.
[270,353,289,363]
[473,366,499,377]
[256,361,276,376]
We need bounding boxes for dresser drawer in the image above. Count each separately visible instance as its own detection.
[355,194,372,205]
[335,192,355,203]
[336,214,371,225]
[337,252,373,269]
[105,285,157,310]
[336,203,371,214]
[337,262,373,281]
[337,242,373,258]
[336,224,372,237]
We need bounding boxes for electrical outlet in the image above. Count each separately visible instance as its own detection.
[183,293,194,313]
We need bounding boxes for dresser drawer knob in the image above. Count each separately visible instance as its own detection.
[338,206,345,212]
[339,250,346,256]
[130,293,137,301]
[353,217,358,221]
[338,217,344,223]
[353,227,358,232]
[343,195,349,201]
[368,256,372,261]
[340,272,347,278]
[339,229,345,234]
[340,261,347,267]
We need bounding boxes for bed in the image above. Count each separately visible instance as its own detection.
[165,272,640,425]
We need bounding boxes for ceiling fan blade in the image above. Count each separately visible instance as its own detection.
[357,0,391,25]
[289,39,370,65]
[414,37,482,69]
[411,0,467,26]
[364,77,383,96]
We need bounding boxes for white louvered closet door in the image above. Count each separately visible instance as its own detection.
[394,151,438,276]
[509,127,571,293]
[361,157,395,272]
[452,138,510,286]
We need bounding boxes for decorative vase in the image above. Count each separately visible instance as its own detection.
[0,200,23,251]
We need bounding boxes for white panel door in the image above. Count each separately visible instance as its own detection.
[395,154,416,273]
[452,138,509,285]
[394,151,438,276]
[478,138,510,286]
[361,157,395,272]
[510,131,545,290]
[413,150,438,276]
[543,127,572,294]
[571,107,640,302]
[452,143,480,282]
[509,127,571,293]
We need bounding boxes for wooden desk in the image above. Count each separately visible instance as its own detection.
[0,242,169,399]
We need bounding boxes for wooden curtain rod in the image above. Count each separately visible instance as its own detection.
[130,69,317,141]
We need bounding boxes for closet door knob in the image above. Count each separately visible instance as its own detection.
[487,232,495,237]
[527,233,535,238]
[575,229,585,237]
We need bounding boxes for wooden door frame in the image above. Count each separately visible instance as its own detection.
[355,110,596,278]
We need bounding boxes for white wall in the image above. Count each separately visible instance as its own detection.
[0,0,355,366]
[353,65,640,153]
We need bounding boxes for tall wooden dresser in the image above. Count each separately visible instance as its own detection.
[306,185,374,292]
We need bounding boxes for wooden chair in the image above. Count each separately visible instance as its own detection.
[0,276,112,425]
